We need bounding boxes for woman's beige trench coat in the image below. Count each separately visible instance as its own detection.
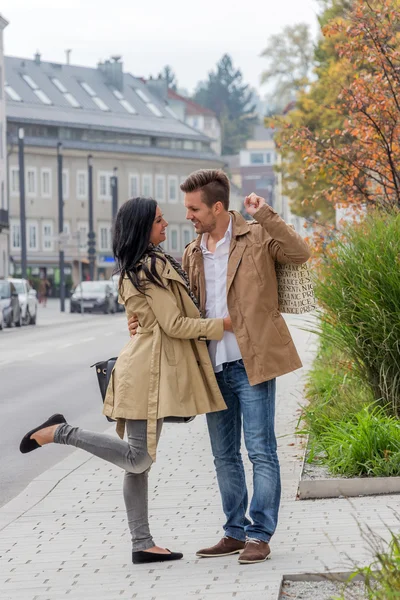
[103,257,227,460]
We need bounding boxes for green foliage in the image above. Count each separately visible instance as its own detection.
[315,211,400,415]
[319,406,400,477]
[338,528,400,599]
[193,54,258,154]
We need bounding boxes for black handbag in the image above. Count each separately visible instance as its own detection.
[91,357,195,424]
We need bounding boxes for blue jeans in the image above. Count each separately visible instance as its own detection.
[206,360,281,543]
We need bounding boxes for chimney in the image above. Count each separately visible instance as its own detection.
[146,75,168,101]
[98,56,123,91]
[65,49,72,65]
[34,51,41,65]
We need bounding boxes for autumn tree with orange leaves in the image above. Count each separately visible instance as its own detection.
[277,0,400,217]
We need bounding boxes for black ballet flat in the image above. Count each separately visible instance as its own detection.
[132,549,183,564]
[19,413,66,454]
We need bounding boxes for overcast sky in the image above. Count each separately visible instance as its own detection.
[2,0,320,96]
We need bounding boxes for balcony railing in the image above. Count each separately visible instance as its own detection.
[0,209,8,230]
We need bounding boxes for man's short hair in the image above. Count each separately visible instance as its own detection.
[180,169,230,210]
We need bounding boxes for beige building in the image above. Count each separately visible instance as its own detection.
[0,15,8,278]
[5,55,223,290]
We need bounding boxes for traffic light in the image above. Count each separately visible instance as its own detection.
[88,231,96,256]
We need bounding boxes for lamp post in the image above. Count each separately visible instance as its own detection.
[87,154,95,280]
[111,167,118,223]
[57,142,65,311]
[18,128,27,279]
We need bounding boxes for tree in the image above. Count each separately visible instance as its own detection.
[194,54,258,155]
[279,0,400,217]
[158,65,178,91]
[271,0,354,222]
[260,23,315,113]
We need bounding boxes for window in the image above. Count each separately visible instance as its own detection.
[51,77,81,108]
[250,153,264,165]
[41,168,52,197]
[135,88,150,103]
[98,172,113,200]
[169,226,179,252]
[63,221,71,235]
[77,222,89,248]
[21,74,52,105]
[98,223,112,251]
[26,168,37,196]
[10,167,19,195]
[113,89,137,114]
[182,226,193,248]
[42,221,54,251]
[11,221,21,250]
[168,176,178,203]
[76,171,87,199]
[79,81,109,111]
[142,174,153,197]
[129,173,140,197]
[155,175,166,202]
[5,82,22,102]
[180,176,186,202]
[147,103,163,117]
[28,221,39,251]
[1,181,4,210]
[62,169,69,199]
[135,88,163,118]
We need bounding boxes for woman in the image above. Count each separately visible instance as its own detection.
[20,197,230,565]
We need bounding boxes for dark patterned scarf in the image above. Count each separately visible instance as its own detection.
[152,245,203,316]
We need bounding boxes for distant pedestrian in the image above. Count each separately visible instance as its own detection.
[38,277,51,307]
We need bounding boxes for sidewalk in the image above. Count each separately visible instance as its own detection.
[0,317,398,600]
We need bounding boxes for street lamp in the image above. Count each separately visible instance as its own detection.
[87,154,95,280]
[18,128,27,279]
[57,142,65,312]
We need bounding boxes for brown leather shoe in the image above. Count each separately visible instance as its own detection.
[196,536,245,558]
[238,539,271,564]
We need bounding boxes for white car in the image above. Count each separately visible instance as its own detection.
[8,278,38,325]
[110,274,124,312]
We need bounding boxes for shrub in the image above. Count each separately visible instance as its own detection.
[314,211,400,416]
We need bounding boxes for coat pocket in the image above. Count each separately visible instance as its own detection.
[271,311,292,345]
[162,334,177,366]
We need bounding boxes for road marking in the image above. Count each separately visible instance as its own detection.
[104,332,114,337]
[58,343,73,349]
[81,337,95,343]
[28,351,45,358]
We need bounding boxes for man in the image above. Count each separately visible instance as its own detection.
[129,169,310,564]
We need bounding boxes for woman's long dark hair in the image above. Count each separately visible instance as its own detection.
[113,197,167,294]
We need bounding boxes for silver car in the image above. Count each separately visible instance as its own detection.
[0,280,22,329]
[8,278,38,325]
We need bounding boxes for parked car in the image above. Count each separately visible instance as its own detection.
[0,280,22,329]
[70,281,116,314]
[110,273,124,312]
[8,278,38,325]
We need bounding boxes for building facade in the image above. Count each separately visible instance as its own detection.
[0,15,9,278]
[5,55,223,289]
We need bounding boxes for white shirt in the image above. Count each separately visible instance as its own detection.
[200,217,242,372]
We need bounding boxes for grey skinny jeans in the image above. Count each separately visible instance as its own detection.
[54,419,163,552]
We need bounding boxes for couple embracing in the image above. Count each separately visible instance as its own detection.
[20,169,310,566]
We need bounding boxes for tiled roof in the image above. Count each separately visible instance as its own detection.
[167,89,216,117]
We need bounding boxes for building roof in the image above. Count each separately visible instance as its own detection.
[167,89,216,118]
[5,55,210,142]
[252,125,275,141]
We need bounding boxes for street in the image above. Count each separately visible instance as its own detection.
[0,300,128,507]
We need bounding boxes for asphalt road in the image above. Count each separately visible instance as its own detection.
[0,301,128,507]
